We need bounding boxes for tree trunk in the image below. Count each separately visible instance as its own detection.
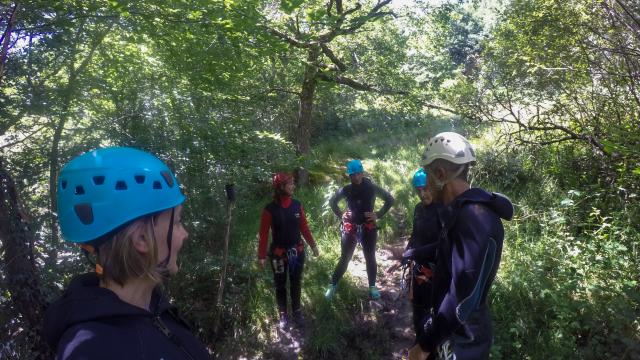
[0,157,52,358]
[45,26,111,263]
[295,46,320,185]
[47,91,72,268]
[0,2,19,86]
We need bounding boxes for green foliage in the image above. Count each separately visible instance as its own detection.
[1,0,638,358]
[474,140,640,359]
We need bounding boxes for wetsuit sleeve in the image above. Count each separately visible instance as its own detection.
[258,209,272,259]
[418,204,498,352]
[406,203,423,250]
[329,187,346,219]
[299,205,317,248]
[373,184,394,219]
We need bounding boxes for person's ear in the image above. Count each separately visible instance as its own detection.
[435,166,447,182]
[131,225,151,254]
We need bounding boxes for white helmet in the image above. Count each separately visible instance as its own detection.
[422,132,476,166]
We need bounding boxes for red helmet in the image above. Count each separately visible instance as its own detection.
[272,172,293,188]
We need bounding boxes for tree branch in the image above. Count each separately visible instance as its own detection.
[0,2,19,86]
[320,43,346,71]
[613,0,640,32]
[0,124,47,150]
[267,27,312,48]
[316,72,396,94]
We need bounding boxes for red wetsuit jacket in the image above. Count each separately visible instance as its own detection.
[258,195,316,259]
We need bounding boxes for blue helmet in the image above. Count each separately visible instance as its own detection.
[412,168,427,188]
[57,147,185,244]
[346,159,364,175]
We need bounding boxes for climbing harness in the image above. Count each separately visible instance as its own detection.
[271,243,303,274]
[399,259,411,295]
[413,263,434,285]
[286,247,300,274]
[341,221,375,246]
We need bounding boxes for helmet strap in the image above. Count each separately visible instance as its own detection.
[432,164,467,191]
[157,208,175,270]
[80,244,104,275]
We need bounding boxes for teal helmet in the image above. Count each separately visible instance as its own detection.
[412,168,427,188]
[346,159,364,175]
[57,147,185,244]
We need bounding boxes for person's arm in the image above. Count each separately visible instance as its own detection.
[373,184,394,219]
[257,209,272,259]
[417,204,499,352]
[329,187,346,219]
[406,203,423,251]
[299,205,318,254]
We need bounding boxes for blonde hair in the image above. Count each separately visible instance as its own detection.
[97,216,163,286]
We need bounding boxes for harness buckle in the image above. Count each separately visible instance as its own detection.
[286,247,298,260]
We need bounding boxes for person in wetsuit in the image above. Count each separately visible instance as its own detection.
[408,132,513,360]
[403,168,443,341]
[43,147,210,360]
[325,159,394,300]
[258,172,319,329]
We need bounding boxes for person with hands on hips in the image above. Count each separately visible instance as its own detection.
[257,172,319,330]
[325,159,394,300]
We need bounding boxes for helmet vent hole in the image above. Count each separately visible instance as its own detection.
[115,181,128,190]
[161,171,174,187]
[93,176,105,185]
[153,181,162,189]
[135,175,146,184]
[75,186,85,195]
[74,203,94,225]
[61,180,67,190]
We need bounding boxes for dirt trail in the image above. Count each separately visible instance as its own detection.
[257,239,415,360]
[350,242,416,359]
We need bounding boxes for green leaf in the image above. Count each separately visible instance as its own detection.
[280,0,305,14]
[560,198,574,206]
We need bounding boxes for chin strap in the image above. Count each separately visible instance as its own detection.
[157,208,175,270]
[432,164,468,191]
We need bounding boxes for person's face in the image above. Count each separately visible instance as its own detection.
[416,186,432,206]
[283,179,295,195]
[155,205,188,275]
[423,165,444,203]
[350,172,364,185]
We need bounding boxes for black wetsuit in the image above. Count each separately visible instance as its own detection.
[406,202,442,339]
[329,177,394,287]
[417,189,513,359]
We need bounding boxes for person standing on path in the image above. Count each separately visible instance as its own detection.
[325,159,394,300]
[408,132,513,360]
[402,168,443,342]
[258,172,319,330]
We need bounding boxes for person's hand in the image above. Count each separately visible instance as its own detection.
[408,344,429,360]
[312,246,320,257]
[341,210,352,222]
[364,211,377,222]
[258,258,266,271]
[387,261,402,273]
